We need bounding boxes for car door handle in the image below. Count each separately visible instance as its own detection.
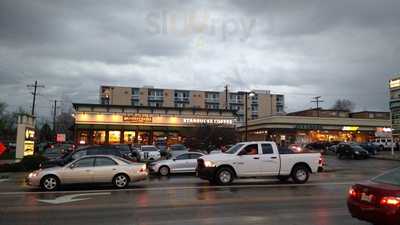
[270,157,277,159]
[112,168,117,171]
[253,157,260,159]
[85,169,91,172]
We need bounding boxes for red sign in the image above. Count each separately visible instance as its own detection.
[0,142,5,156]
[56,134,66,143]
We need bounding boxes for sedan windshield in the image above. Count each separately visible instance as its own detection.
[225,144,244,154]
[372,167,400,186]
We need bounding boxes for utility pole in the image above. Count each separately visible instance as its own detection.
[27,80,45,116]
[53,100,57,132]
[225,85,229,110]
[311,96,324,117]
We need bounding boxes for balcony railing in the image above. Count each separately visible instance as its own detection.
[230,99,243,104]
[174,97,190,102]
[148,96,163,101]
[205,98,219,103]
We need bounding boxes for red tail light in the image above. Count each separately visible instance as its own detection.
[348,187,357,198]
[380,197,400,207]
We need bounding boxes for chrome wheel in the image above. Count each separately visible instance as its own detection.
[296,169,307,181]
[42,176,58,191]
[218,170,232,184]
[159,166,169,176]
[291,166,309,184]
[114,175,128,188]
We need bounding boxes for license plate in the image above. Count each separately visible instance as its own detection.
[361,193,373,202]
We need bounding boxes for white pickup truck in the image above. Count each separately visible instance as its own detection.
[196,141,321,185]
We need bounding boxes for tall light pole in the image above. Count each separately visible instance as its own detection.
[240,91,256,142]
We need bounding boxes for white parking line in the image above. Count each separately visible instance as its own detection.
[0,181,355,196]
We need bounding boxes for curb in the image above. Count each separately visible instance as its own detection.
[370,156,400,162]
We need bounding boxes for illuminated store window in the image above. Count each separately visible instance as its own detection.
[79,131,89,145]
[93,131,106,145]
[109,131,121,144]
[123,131,135,144]
[138,132,149,145]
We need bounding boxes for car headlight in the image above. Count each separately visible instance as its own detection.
[28,171,39,178]
[204,160,216,167]
[354,151,359,154]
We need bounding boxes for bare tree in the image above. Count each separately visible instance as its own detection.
[331,99,356,112]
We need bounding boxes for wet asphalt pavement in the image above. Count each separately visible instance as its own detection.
[0,155,399,225]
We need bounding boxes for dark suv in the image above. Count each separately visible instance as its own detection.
[41,145,134,168]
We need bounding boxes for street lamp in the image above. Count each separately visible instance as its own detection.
[239,91,256,142]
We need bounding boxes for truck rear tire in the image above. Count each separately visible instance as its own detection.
[215,167,234,185]
[291,165,310,184]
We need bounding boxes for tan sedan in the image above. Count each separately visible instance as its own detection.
[26,155,148,191]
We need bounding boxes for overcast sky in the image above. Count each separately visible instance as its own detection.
[1,0,399,121]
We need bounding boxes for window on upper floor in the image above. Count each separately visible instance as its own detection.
[206,103,219,109]
[149,101,162,107]
[131,88,140,96]
[174,91,190,101]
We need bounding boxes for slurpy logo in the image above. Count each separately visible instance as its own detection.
[145,10,256,42]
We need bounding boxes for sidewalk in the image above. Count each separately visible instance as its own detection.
[371,151,400,161]
[0,159,20,165]
[0,172,28,180]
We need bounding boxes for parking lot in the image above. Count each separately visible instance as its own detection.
[0,155,398,225]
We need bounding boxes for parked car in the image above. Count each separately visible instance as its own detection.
[305,142,328,151]
[359,142,379,155]
[168,144,189,158]
[196,141,321,185]
[42,147,67,160]
[336,143,369,159]
[26,155,148,191]
[347,167,400,225]
[288,144,303,152]
[327,144,338,153]
[41,145,133,168]
[135,145,161,162]
[373,138,395,151]
[150,152,205,176]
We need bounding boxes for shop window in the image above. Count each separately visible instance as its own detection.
[124,131,136,144]
[138,132,149,145]
[109,131,121,144]
[93,131,106,145]
[79,131,89,145]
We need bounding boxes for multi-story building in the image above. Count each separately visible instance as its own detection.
[390,77,400,137]
[99,86,285,123]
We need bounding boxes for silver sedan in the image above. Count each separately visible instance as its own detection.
[150,152,204,176]
[26,155,148,191]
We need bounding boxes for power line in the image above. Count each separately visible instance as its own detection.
[27,80,45,116]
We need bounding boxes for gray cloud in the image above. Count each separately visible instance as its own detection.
[0,0,399,120]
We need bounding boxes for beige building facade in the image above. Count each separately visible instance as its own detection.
[99,86,285,123]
